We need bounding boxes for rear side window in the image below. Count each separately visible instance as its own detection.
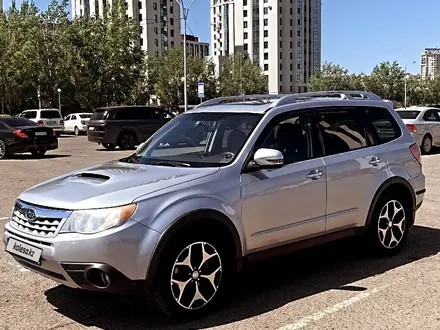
[364,107,401,144]
[114,108,152,120]
[316,109,368,156]
[396,110,420,119]
[91,109,109,120]
[40,110,61,119]
[22,111,37,119]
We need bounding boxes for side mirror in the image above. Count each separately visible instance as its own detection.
[253,148,284,168]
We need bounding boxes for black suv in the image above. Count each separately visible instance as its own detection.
[87,105,175,150]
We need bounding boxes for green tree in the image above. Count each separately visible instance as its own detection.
[218,54,268,96]
[151,47,218,108]
[309,62,353,91]
[364,61,405,102]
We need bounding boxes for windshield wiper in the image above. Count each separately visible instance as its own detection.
[142,160,191,167]
[119,155,141,164]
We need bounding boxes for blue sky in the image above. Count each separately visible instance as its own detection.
[3,0,439,75]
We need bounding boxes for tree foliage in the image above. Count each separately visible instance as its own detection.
[218,54,268,96]
[309,61,440,107]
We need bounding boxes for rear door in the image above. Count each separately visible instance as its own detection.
[423,109,440,144]
[313,106,389,233]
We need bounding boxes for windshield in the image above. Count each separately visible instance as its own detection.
[396,110,420,119]
[40,110,61,119]
[91,109,109,120]
[120,112,263,167]
[79,114,93,119]
[1,118,38,128]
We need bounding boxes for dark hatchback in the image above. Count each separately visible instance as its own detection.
[87,105,175,150]
[0,117,58,159]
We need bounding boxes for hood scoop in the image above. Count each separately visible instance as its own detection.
[69,172,110,184]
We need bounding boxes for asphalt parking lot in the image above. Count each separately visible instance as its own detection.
[2,136,440,330]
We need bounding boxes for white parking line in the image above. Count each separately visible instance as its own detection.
[277,284,391,330]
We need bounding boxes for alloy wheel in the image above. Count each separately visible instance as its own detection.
[120,133,136,149]
[423,136,432,154]
[0,140,6,158]
[377,200,406,249]
[170,241,223,310]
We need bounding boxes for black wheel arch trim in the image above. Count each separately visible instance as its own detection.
[144,209,243,293]
[364,176,416,230]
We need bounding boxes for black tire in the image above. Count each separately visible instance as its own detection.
[102,143,116,150]
[31,149,46,158]
[117,131,137,150]
[0,139,9,159]
[74,126,80,136]
[421,134,432,154]
[150,229,234,321]
[364,193,411,257]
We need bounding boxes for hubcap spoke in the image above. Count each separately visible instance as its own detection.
[171,241,222,310]
[377,200,406,249]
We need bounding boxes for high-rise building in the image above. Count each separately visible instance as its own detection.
[210,0,321,94]
[71,0,182,55]
[0,0,3,12]
[421,48,440,80]
[182,34,210,59]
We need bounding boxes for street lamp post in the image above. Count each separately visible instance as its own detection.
[404,61,417,108]
[37,90,41,109]
[57,88,61,112]
[176,0,197,112]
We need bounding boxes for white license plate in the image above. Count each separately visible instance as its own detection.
[35,132,47,136]
[88,127,95,131]
[5,238,43,264]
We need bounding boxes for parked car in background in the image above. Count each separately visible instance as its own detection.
[87,105,175,150]
[0,117,58,159]
[395,106,440,154]
[63,113,93,135]
[17,108,64,136]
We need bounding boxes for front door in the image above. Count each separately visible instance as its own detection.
[240,111,327,253]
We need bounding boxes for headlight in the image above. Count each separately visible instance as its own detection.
[60,204,136,234]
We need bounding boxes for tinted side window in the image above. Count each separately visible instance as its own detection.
[23,111,37,119]
[257,113,314,165]
[423,109,440,121]
[317,109,368,156]
[114,108,151,120]
[364,107,401,144]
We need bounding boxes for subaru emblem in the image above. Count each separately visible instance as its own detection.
[25,209,37,222]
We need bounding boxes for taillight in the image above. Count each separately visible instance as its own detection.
[60,120,64,125]
[37,120,44,126]
[81,120,86,125]
[410,143,422,166]
[52,130,57,137]
[13,130,28,139]
[406,124,417,133]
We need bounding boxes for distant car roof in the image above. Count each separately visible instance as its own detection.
[96,105,165,111]
[396,106,439,111]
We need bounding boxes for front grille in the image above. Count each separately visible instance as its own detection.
[9,200,72,238]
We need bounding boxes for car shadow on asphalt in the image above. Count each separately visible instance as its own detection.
[45,225,440,330]
[7,154,71,160]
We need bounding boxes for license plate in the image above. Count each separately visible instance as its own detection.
[5,238,43,264]
[88,127,95,131]
[35,132,47,136]
[47,121,56,125]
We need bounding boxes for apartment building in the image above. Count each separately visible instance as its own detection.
[421,48,440,80]
[182,34,210,59]
[0,0,3,12]
[210,0,321,94]
[71,0,182,55]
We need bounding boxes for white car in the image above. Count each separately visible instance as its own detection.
[63,113,93,135]
[19,109,64,136]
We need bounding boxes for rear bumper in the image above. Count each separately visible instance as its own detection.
[8,140,58,154]
[87,131,114,144]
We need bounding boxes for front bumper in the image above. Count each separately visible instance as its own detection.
[3,218,161,294]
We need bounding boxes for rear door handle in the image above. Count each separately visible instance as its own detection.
[369,157,382,166]
[307,169,324,180]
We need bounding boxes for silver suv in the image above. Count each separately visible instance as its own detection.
[3,91,425,320]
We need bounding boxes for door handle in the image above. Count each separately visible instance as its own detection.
[369,157,382,166]
[307,169,324,180]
